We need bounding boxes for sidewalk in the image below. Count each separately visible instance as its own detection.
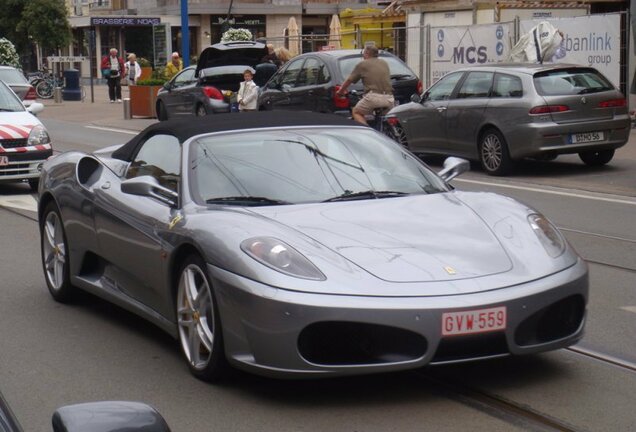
[38,84,157,132]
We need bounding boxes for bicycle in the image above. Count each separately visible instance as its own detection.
[35,74,64,99]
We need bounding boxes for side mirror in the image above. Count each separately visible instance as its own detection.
[121,175,178,207]
[410,93,421,103]
[438,157,470,182]
[52,401,171,432]
[281,83,292,92]
[27,102,44,115]
[162,82,172,91]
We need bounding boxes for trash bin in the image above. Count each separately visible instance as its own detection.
[62,69,82,101]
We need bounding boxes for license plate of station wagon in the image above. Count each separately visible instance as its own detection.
[569,131,605,144]
[441,306,507,336]
[0,156,8,166]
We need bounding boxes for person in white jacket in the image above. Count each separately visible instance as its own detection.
[237,69,259,112]
[124,53,142,85]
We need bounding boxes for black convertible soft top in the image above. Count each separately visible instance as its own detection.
[112,111,360,161]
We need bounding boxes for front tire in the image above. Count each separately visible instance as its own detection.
[195,104,207,117]
[40,202,74,302]
[479,128,513,176]
[579,149,614,166]
[176,255,226,382]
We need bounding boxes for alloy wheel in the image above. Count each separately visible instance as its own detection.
[177,264,215,370]
[42,210,67,291]
[481,133,503,172]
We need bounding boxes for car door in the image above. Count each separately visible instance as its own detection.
[444,71,493,158]
[293,57,330,112]
[260,57,304,110]
[406,71,464,153]
[163,67,196,116]
[92,133,181,318]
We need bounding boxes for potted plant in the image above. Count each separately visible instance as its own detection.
[138,57,152,81]
[129,68,166,118]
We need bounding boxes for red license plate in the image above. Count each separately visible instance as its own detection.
[0,156,8,166]
[442,306,506,336]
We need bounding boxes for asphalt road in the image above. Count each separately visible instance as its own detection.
[0,119,635,431]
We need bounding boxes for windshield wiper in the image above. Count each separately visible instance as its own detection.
[322,190,409,202]
[390,74,413,80]
[0,108,16,112]
[206,196,290,206]
[577,87,608,94]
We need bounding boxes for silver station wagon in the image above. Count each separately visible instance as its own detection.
[385,64,630,175]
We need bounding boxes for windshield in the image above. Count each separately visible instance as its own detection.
[0,68,28,84]
[189,128,447,206]
[533,68,614,96]
[338,55,416,80]
[0,82,25,112]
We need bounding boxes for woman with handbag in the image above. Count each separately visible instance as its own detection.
[100,48,125,103]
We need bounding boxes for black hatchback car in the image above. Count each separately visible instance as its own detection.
[258,49,421,115]
[156,41,269,120]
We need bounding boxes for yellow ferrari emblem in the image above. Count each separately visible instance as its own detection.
[168,214,183,230]
[444,266,457,275]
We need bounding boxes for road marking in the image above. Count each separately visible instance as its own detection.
[85,125,138,135]
[455,178,636,206]
[620,306,636,314]
[0,194,38,212]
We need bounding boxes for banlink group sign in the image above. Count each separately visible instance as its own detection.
[90,17,161,26]
[520,14,621,86]
[430,23,513,83]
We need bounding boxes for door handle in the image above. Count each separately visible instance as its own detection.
[436,107,447,112]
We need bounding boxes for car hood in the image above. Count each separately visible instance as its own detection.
[251,194,513,283]
[0,112,40,138]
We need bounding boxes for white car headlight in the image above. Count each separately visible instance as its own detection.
[28,125,51,146]
[241,237,326,280]
[528,214,566,258]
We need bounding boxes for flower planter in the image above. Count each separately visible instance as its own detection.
[129,84,162,118]
[139,66,152,81]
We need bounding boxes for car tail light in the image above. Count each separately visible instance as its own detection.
[385,116,400,126]
[25,86,37,100]
[529,105,569,114]
[203,86,223,100]
[333,85,349,109]
[598,98,626,108]
[416,80,423,94]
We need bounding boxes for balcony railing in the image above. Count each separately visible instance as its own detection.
[89,0,128,10]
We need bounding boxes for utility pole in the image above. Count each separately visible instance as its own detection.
[181,0,190,67]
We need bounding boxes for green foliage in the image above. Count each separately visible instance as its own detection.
[136,67,167,86]
[16,0,71,52]
[135,78,167,86]
[138,57,152,67]
[0,38,21,68]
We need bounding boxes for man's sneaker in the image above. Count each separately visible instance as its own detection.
[109,100,115,103]
[116,99,122,103]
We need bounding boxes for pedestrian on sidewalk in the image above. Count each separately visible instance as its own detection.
[101,48,125,103]
[165,52,183,80]
[124,53,142,85]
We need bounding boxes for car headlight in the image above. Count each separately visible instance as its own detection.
[28,125,51,146]
[241,237,326,280]
[528,214,566,258]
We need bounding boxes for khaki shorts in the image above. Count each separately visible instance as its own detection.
[354,92,395,115]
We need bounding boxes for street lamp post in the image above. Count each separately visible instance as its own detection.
[181,0,189,67]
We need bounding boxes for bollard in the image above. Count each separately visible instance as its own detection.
[123,98,131,120]
[54,87,63,103]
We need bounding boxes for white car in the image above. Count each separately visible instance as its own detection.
[0,79,51,190]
